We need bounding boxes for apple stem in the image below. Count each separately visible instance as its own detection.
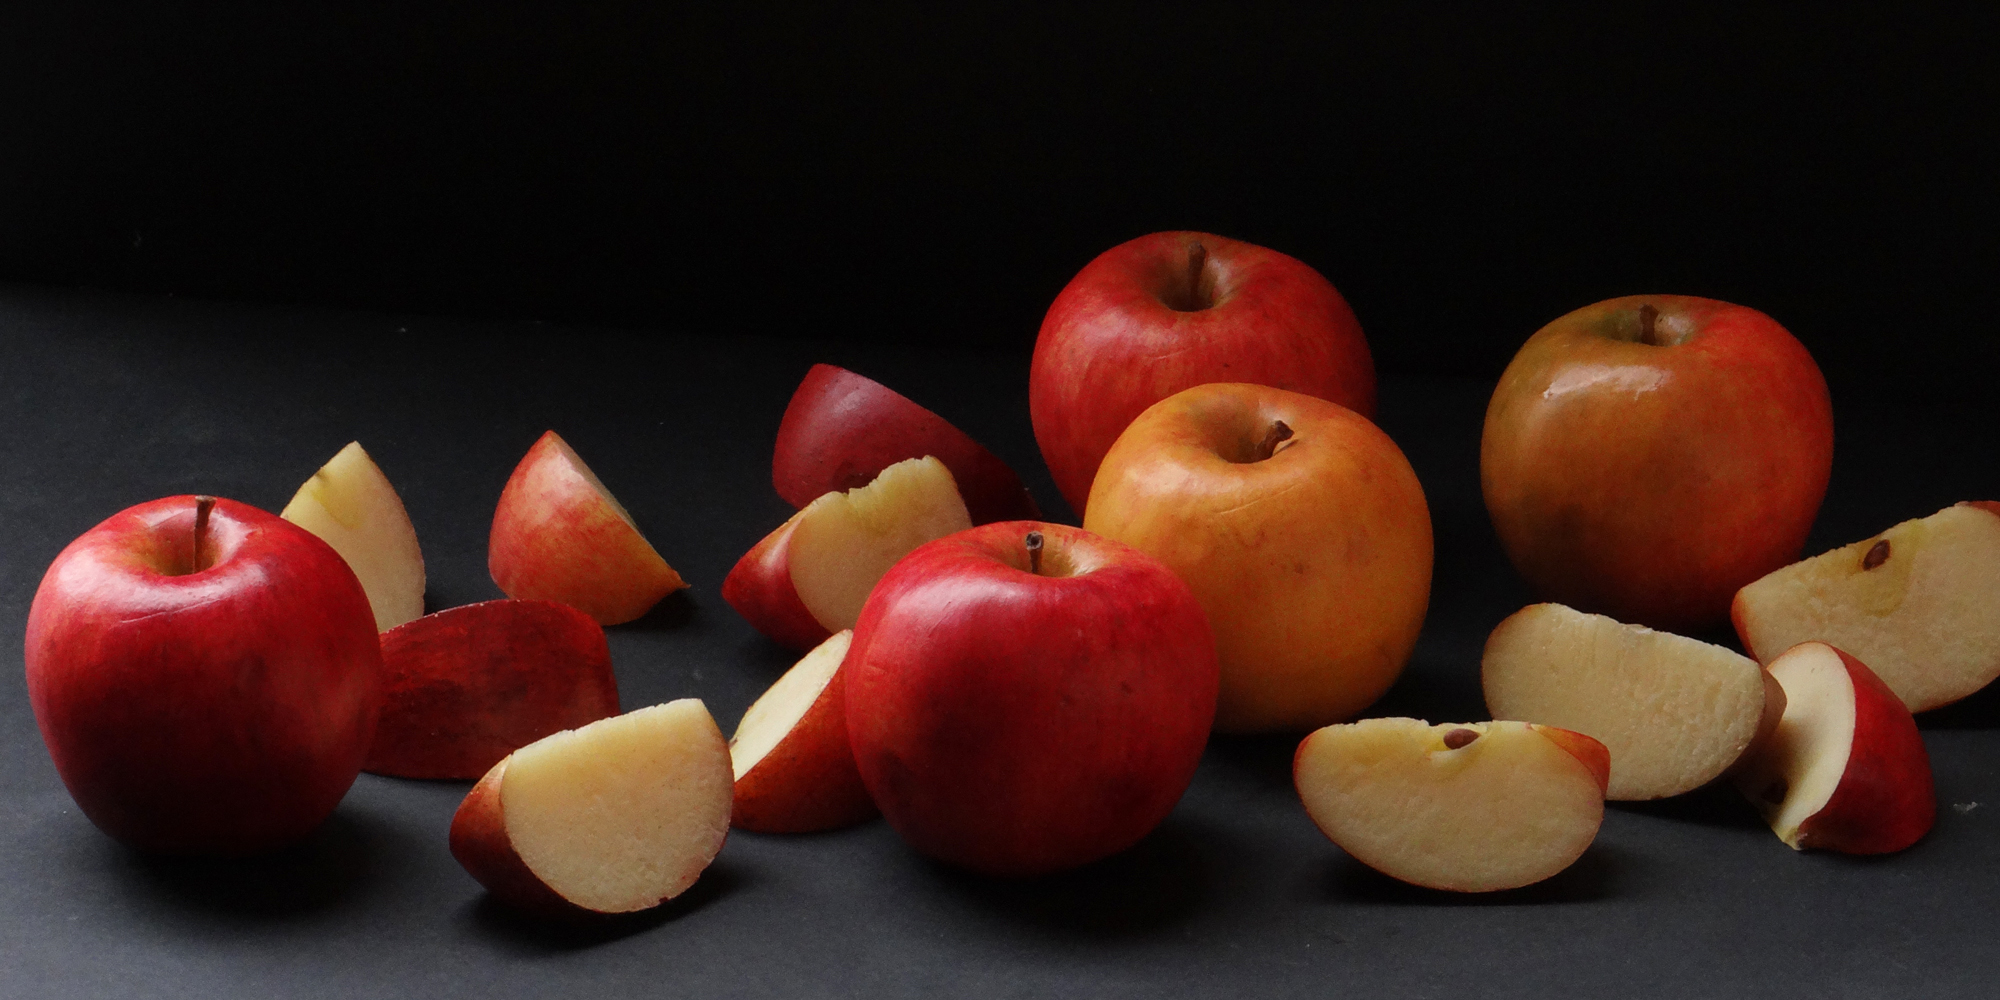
[1863,540,1891,571]
[1025,530,1044,575]
[1257,420,1294,461]
[192,495,216,573]
[1638,303,1662,346]
[1442,728,1480,750]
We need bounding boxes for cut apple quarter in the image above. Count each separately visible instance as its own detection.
[281,440,426,631]
[489,430,687,625]
[1733,642,1934,854]
[729,630,878,833]
[788,456,973,632]
[366,599,621,780]
[1733,501,2000,712]
[721,510,835,651]
[1483,603,1782,800]
[448,699,733,918]
[1294,718,1608,893]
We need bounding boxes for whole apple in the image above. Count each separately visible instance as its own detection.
[1030,230,1375,517]
[1481,295,1833,631]
[25,495,382,855]
[1086,382,1432,732]
[844,521,1217,877]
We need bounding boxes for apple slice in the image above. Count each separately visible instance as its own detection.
[366,599,620,780]
[489,430,687,625]
[448,699,732,918]
[1483,603,1783,800]
[1733,502,2000,712]
[721,510,834,651]
[788,456,973,632]
[281,440,426,631]
[1295,718,1608,892]
[729,630,877,833]
[774,364,1041,525]
[1733,642,1935,854]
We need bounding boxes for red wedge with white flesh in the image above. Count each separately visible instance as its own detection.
[788,456,972,632]
[729,631,877,833]
[281,440,427,632]
[721,510,834,651]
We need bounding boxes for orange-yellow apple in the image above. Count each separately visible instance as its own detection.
[773,364,1040,525]
[1295,719,1608,892]
[729,631,877,833]
[845,522,1217,876]
[787,456,971,633]
[1030,231,1376,516]
[720,510,833,651]
[1483,603,1784,800]
[281,440,426,631]
[1481,295,1833,631]
[489,430,686,625]
[1733,502,2000,712]
[1732,642,1934,854]
[367,599,620,780]
[448,699,732,918]
[1083,382,1431,732]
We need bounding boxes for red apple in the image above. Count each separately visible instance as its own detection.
[845,521,1218,877]
[1481,295,1833,631]
[489,430,687,625]
[1030,231,1376,516]
[1732,642,1934,854]
[1084,382,1432,733]
[366,599,620,780]
[774,364,1040,525]
[720,510,833,651]
[729,631,877,833]
[24,495,381,855]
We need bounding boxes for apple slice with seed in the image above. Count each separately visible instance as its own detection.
[1483,603,1783,800]
[1733,641,1935,854]
[1732,502,2000,712]
[722,510,834,651]
[789,456,973,632]
[1294,718,1608,892]
[281,440,426,631]
[449,699,732,918]
[729,630,877,833]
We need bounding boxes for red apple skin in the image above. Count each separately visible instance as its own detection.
[845,521,1218,877]
[1531,724,1612,794]
[1482,295,1833,631]
[721,511,834,651]
[774,364,1040,525]
[448,759,580,919]
[24,496,381,855]
[366,599,620,780]
[732,658,878,834]
[1798,645,1935,854]
[1030,231,1376,516]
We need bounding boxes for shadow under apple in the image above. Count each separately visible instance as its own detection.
[1319,840,1627,906]
[460,859,746,953]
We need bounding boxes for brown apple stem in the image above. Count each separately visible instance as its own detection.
[1442,728,1480,750]
[192,495,216,572]
[1025,530,1044,575]
[1257,420,1294,460]
[1863,540,1891,571]
[1638,303,1662,346]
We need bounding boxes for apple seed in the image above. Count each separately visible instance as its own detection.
[1862,540,1891,571]
[1442,728,1479,750]
[1761,777,1788,805]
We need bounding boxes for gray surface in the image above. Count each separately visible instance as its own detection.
[2,283,1995,998]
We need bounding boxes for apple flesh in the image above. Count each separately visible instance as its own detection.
[1732,642,1934,854]
[1482,603,1783,800]
[729,630,877,833]
[1295,719,1608,893]
[489,430,686,625]
[280,441,427,631]
[1733,502,2000,712]
[449,699,733,917]
[366,599,620,780]
[788,456,972,632]
[773,364,1040,525]
[721,510,834,651]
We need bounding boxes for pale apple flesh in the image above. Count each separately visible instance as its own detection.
[489,430,687,626]
[281,440,427,631]
[729,630,877,833]
[721,510,834,651]
[1294,719,1608,893]
[449,699,733,917]
[1733,642,1935,854]
[788,455,972,632]
[1483,603,1781,800]
[1733,502,2000,712]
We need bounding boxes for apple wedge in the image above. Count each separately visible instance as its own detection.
[1483,603,1783,800]
[1295,719,1608,892]
[366,599,620,780]
[1733,501,2000,712]
[774,364,1040,525]
[489,430,687,625]
[721,510,834,651]
[1733,641,1935,854]
[729,630,877,833]
[281,440,426,631]
[449,699,732,918]
[788,456,973,632]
